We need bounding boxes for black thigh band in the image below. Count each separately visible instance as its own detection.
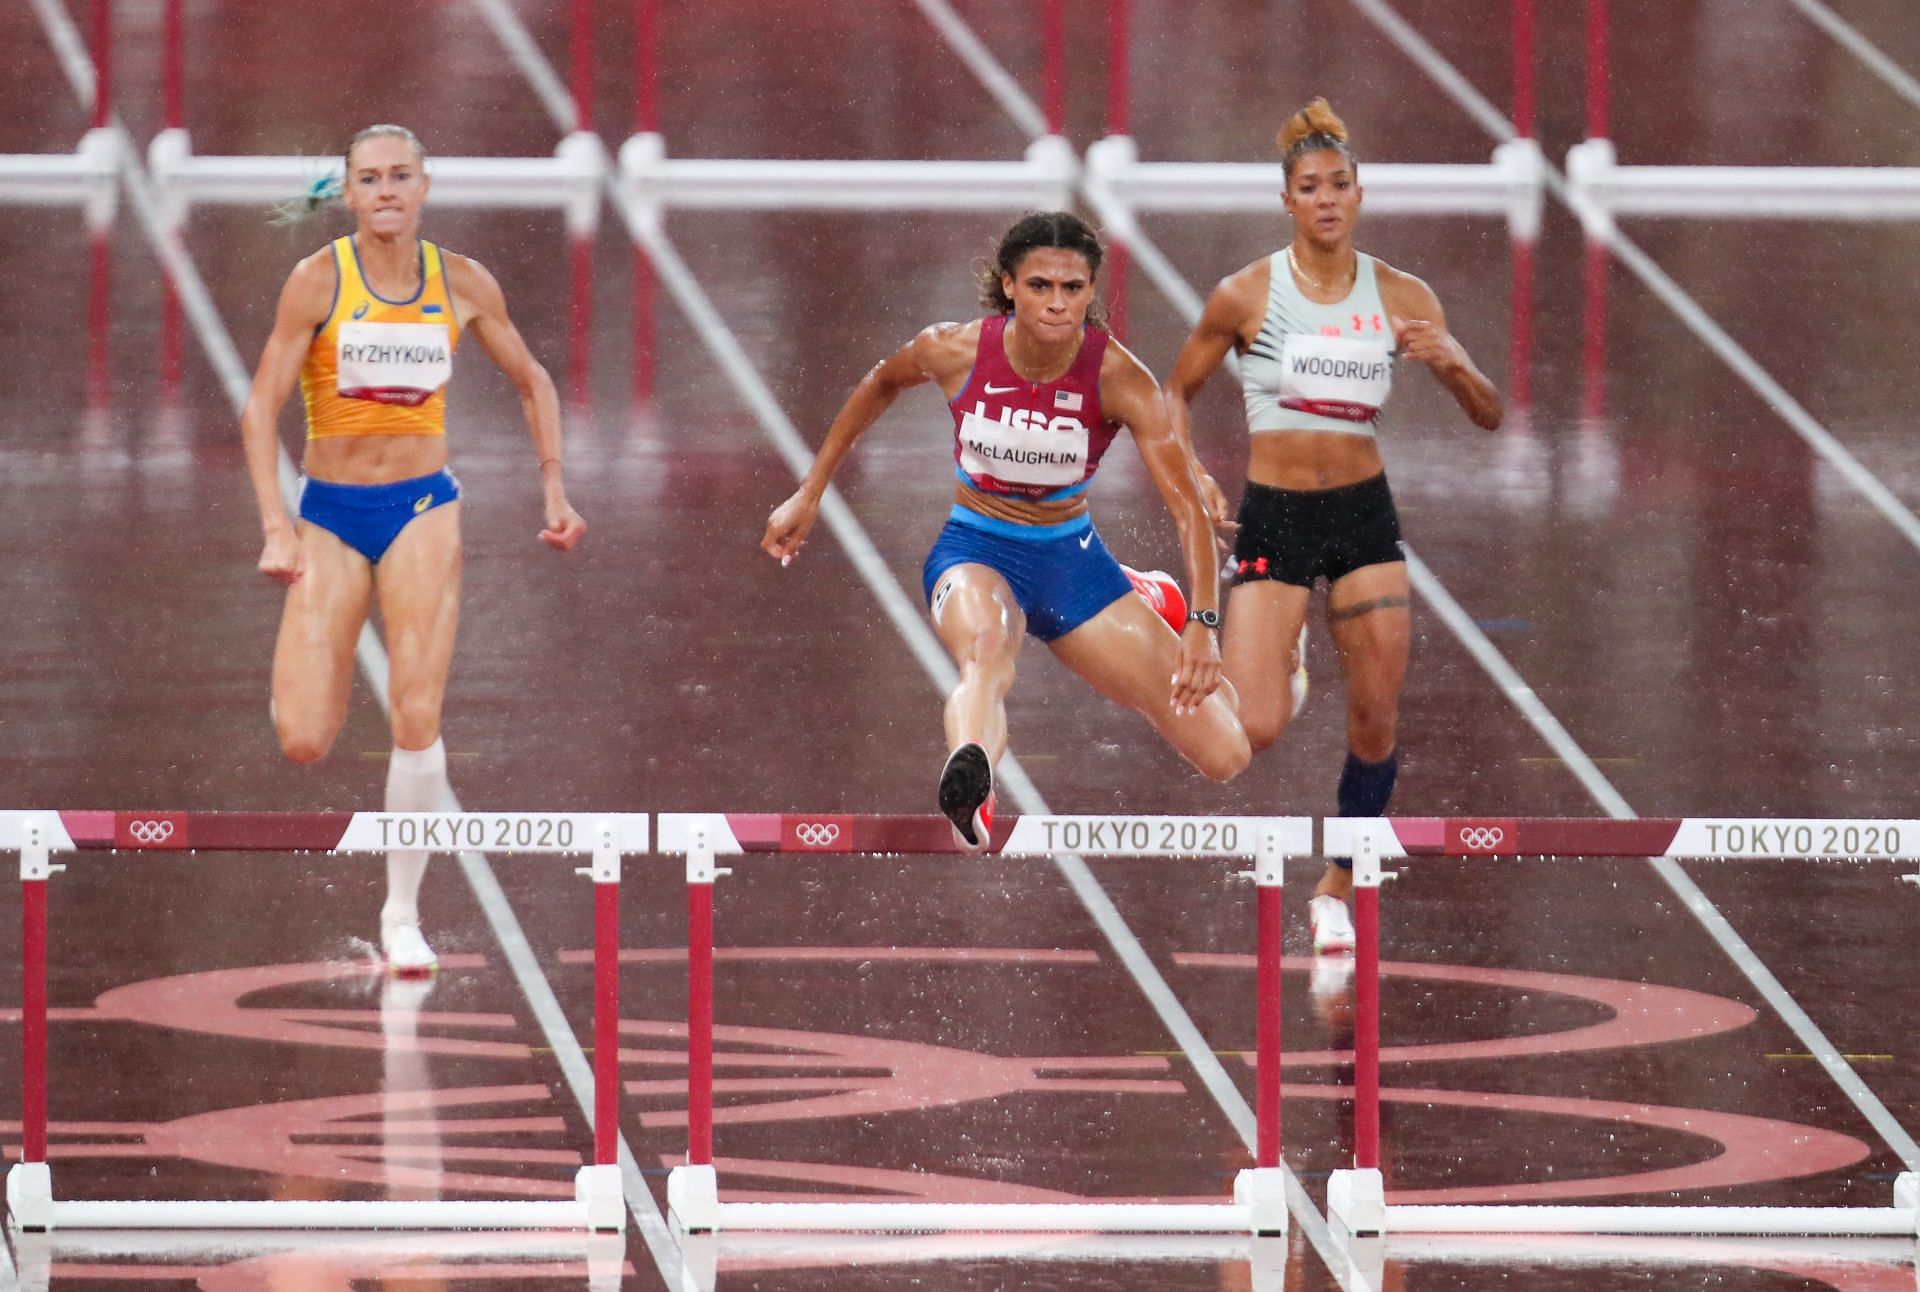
[1230,473,1403,588]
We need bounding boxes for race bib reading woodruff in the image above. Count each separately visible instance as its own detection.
[1277,333,1392,424]
[336,320,453,407]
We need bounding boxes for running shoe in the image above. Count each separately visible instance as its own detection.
[1309,893,1356,954]
[1309,951,1357,1029]
[381,919,438,977]
[938,742,995,852]
[1121,565,1188,635]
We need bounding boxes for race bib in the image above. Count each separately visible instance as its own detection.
[336,320,453,407]
[1277,333,1392,424]
[957,407,1089,488]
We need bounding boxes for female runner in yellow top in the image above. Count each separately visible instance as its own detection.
[240,125,587,973]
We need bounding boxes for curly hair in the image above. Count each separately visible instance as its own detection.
[973,211,1109,330]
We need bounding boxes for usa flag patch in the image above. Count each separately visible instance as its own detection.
[1054,389,1083,411]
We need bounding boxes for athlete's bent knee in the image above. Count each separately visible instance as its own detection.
[1198,736,1253,783]
[960,625,1020,672]
[277,722,335,766]
[1186,717,1252,782]
[1242,709,1289,754]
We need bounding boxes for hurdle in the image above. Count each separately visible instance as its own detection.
[1082,0,1545,237]
[1320,815,1920,1239]
[0,0,114,219]
[2,808,643,1232]
[1083,135,1544,228]
[1566,0,1920,224]
[0,130,116,210]
[656,812,1311,1236]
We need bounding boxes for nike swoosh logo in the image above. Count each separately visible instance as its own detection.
[1078,532,1093,549]
[985,383,1020,394]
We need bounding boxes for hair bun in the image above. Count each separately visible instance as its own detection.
[1275,97,1349,154]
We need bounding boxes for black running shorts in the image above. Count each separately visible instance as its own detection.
[1230,473,1404,588]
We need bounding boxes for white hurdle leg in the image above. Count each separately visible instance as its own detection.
[1327,1167,1386,1238]
[7,1161,54,1233]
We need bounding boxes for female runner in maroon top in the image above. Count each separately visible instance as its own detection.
[764,213,1250,847]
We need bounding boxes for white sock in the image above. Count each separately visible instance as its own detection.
[381,738,446,928]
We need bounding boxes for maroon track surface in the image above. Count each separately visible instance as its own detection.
[4,1,1919,1288]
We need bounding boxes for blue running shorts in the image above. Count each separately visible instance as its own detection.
[922,507,1133,642]
[298,468,461,564]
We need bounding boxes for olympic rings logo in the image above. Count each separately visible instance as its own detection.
[1458,826,1505,851]
[128,819,175,845]
[793,822,841,848]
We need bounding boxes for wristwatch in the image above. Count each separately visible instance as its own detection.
[1187,608,1221,629]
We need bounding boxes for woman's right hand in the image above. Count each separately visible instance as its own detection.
[1198,472,1238,552]
[258,525,304,586]
[762,489,820,564]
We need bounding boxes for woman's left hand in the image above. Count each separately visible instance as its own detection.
[1391,316,1466,375]
[1170,621,1224,715]
[541,501,587,552]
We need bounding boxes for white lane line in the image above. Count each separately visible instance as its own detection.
[1785,0,1920,115]
[1399,550,1633,816]
[24,0,96,106]
[559,8,1349,1281]
[905,0,1050,140]
[1345,0,1920,1171]
[490,0,1316,1216]
[469,0,580,130]
[29,0,676,1262]
[1347,0,1517,142]
[478,0,1311,1272]
[618,200,1341,1278]
[1557,173,1920,555]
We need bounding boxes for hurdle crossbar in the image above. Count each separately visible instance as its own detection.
[1084,135,1546,232]
[1319,815,1920,1240]
[2,809,643,1233]
[143,129,608,223]
[0,129,117,212]
[1568,138,1920,222]
[617,132,1079,211]
[655,812,1311,1236]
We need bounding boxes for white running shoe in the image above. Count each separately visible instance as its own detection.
[1309,894,1356,954]
[1309,952,1356,1028]
[1290,624,1309,720]
[381,920,438,976]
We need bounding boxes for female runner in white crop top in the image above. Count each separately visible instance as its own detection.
[1164,98,1502,953]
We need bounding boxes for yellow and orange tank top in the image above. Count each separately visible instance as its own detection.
[300,236,460,439]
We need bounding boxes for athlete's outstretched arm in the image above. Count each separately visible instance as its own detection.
[1163,264,1263,539]
[449,253,587,552]
[1381,269,1503,431]
[240,252,335,586]
[761,323,962,563]
[1104,341,1224,712]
